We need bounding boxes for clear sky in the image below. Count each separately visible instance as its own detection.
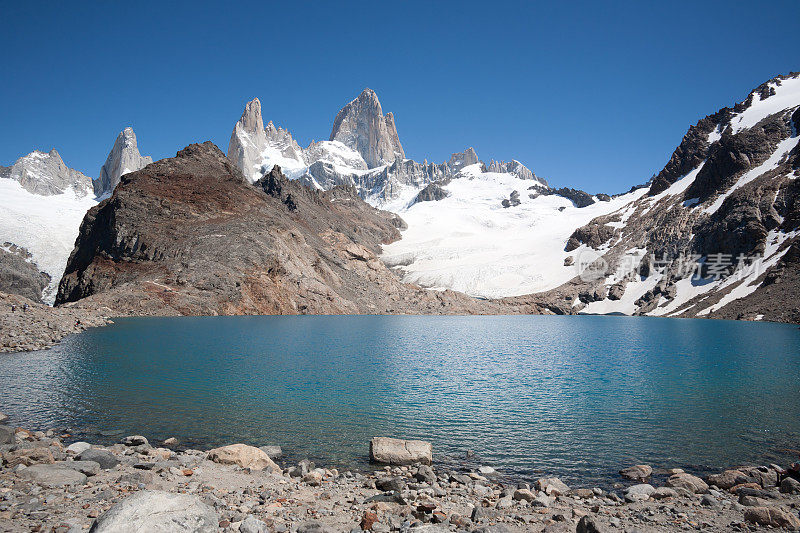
[1,1,797,194]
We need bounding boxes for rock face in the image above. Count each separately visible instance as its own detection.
[55,142,540,316]
[329,88,405,168]
[89,490,218,532]
[2,149,92,196]
[0,244,50,302]
[536,71,800,323]
[94,127,152,196]
[369,437,432,465]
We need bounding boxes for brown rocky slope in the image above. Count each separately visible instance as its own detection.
[54,142,548,317]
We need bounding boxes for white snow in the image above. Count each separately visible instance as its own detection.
[707,125,722,144]
[257,144,307,180]
[729,75,800,134]
[704,135,800,215]
[0,178,98,303]
[380,169,646,298]
[581,273,661,316]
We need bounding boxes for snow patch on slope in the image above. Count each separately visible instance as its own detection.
[0,178,98,303]
[729,75,800,134]
[381,170,646,298]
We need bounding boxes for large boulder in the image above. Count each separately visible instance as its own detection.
[89,490,218,532]
[707,469,747,489]
[665,472,709,493]
[744,506,800,530]
[66,441,92,455]
[20,463,87,487]
[79,448,121,470]
[207,443,280,472]
[624,484,655,502]
[369,437,432,466]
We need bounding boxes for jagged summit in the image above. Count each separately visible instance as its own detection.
[329,88,405,168]
[94,127,152,197]
[0,148,92,196]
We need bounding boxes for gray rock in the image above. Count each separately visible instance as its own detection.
[415,464,436,484]
[376,476,406,492]
[19,463,88,487]
[66,441,92,455]
[0,424,13,445]
[623,484,655,502]
[577,515,610,533]
[258,445,282,459]
[665,472,708,493]
[78,448,121,470]
[0,411,8,423]
[780,476,800,494]
[94,127,152,196]
[59,460,101,476]
[240,515,270,533]
[296,521,338,533]
[89,490,218,532]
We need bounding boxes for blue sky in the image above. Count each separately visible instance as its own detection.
[1,1,797,194]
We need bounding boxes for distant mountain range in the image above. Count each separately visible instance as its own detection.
[1,72,798,322]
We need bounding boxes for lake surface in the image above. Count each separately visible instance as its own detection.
[1,315,799,486]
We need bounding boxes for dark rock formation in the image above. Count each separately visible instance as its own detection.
[0,245,50,302]
[412,182,449,204]
[55,142,544,316]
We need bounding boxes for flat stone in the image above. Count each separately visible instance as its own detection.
[619,464,652,480]
[90,490,218,532]
[66,442,92,455]
[19,463,87,487]
[58,460,100,476]
[79,448,121,470]
[207,443,280,472]
[369,437,432,466]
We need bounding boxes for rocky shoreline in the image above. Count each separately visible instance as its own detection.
[0,293,110,353]
[1,419,799,532]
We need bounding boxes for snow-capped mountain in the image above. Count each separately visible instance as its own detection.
[227,89,546,206]
[0,149,92,196]
[0,150,98,303]
[94,127,152,197]
[0,128,150,303]
[328,87,404,168]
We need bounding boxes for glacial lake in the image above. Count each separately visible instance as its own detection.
[1,315,799,486]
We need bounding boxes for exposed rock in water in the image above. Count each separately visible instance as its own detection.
[369,437,432,465]
[94,127,152,197]
[329,88,404,168]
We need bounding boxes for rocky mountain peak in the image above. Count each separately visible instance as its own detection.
[94,127,152,197]
[3,148,92,196]
[329,88,405,168]
[238,98,265,135]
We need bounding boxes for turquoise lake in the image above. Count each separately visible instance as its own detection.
[1,315,799,486]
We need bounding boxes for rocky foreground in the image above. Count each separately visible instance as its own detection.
[1,422,799,533]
